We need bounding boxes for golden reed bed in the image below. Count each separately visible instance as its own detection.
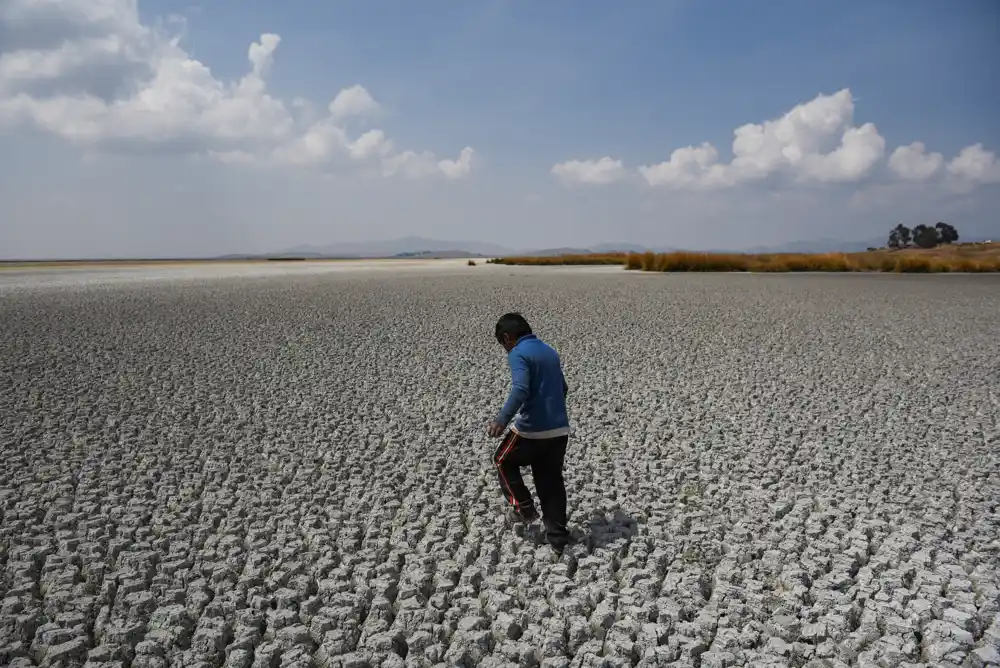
[487,243,1000,273]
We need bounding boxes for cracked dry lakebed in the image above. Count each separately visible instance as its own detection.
[1,262,999,668]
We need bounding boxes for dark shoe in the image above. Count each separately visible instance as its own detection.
[506,506,539,525]
[545,523,570,552]
[545,541,567,563]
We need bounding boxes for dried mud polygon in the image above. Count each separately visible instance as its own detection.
[2,270,999,668]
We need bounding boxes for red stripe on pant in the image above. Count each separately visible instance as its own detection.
[495,431,521,511]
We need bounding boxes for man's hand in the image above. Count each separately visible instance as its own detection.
[487,422,506,438]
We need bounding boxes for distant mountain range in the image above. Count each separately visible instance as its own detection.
[271,236,513,258]
[220,235,896,260]
[218,237,660,260]
[740,237,887,254]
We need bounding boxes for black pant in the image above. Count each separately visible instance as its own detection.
[493,431,569,548]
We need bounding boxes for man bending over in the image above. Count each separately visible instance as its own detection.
[488,312,571,554]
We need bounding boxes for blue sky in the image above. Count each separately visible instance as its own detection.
[1,0,998,257]
[148,0,999,170]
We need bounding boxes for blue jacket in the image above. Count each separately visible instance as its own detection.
[496,334,571,437]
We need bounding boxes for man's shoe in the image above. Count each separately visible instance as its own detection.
[505,506,539,525]
[543,542,567,563]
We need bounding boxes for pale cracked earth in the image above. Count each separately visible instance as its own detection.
[1,263,999,668]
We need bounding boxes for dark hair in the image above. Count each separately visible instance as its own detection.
[495,312,532,343]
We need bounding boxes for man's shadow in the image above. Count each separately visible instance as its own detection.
[524,509,639,551]
[580,509,639,550]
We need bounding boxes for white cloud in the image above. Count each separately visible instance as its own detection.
[888,141,944,181]
[638,143,722,188]
[635,89,886,188]
[381,146,475,180]
[348,129,392,160]
[438,147,475,180]
[946,143,1000,186]
[551,157,626,185]
[796,123,886,183]
[0,0,473,180]
[329,84,381,121]
[561,88,995,193]
[270,120,346,168]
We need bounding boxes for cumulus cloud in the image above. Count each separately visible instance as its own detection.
[560,88,996,193]
[551,157,626,185]
[638,143,722,188]
[636,89,886,189]
[887,141,1000,192]
[796,123,886,184]
[946,143,1000,186]
[438,147,475,180]
[382,146,475,181]
[0,0,472,180]
[888,142,944,181]
[328,84,381,121]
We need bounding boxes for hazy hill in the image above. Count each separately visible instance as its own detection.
[256,235,914,260]
[277,236,516,258]
[392,249,489,259]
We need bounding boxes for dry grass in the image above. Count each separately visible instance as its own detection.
[638,248,1000,273]
[493,243,1000,273]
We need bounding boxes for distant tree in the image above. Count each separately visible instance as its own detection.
[888,223,911,249]
[935,222,959,244]
[912,224,941,249]
[889,224,911,248]
[898,224,912,247]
